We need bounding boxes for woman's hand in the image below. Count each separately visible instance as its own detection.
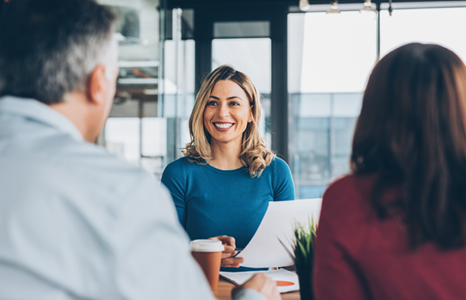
[209,235,244,268]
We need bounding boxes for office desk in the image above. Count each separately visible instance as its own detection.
[214,279,301,300]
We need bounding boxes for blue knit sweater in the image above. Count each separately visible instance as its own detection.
[161,156,295,249]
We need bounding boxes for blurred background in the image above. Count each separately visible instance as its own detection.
[91,0,466,198]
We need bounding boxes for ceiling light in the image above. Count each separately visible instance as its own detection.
[326,1,340,14]
[360,0,377,16]
[299,0,311,11]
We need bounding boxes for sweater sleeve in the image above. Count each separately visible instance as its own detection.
[161,159,188,228]
[313,177,370,300]
[272,157,295,201]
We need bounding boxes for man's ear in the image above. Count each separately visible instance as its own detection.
[87,64,108,105]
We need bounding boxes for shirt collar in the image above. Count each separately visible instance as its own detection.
[0,95,84,142]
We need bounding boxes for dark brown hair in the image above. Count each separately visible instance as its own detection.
[351,43,466,250]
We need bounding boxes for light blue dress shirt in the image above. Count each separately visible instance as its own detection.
[0,96,265,300]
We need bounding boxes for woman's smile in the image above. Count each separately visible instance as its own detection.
[213,122,234,130]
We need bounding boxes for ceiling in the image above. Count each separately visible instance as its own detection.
[166,0,466,8]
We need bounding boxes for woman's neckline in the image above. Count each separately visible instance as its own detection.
[201,158,247,173]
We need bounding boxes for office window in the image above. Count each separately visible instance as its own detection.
[380,6,466,59]
[288,11,377,198]
[289,3,466,199]
[96,0,165,176]
[158,8,196,165]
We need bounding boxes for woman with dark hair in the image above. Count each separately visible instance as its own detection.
[314,43,466,299]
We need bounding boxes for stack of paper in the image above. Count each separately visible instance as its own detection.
[237,198,322,268]
[220,269,299,293]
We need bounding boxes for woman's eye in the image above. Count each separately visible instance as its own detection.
[230,101,240,106]
[207,101,218,106]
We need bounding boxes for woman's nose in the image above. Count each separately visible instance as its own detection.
[218,103,230,117]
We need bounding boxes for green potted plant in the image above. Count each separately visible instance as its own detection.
[281,219,317,300]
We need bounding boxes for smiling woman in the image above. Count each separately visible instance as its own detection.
[161,65,295,270]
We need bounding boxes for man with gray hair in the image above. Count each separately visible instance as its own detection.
[0,0,280,299]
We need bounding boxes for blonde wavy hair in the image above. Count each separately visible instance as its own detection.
[182,65,274,177]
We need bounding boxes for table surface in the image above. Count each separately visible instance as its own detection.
[214,279,300,300]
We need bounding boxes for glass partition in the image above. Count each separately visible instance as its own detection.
[288,2,466,199]
[161,8,195,165]
[96,0,165,176]
[288,11,377,198]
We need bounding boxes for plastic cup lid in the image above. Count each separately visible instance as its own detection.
[190,239,225,252]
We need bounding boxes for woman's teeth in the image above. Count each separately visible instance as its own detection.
[214,123,233,128]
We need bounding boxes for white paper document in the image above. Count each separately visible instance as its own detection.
[237,198,322,268]
[220,269,299,293]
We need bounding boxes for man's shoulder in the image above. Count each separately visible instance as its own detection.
[3,129,151,193]
[40,132,142,173]
[59,138,152,188]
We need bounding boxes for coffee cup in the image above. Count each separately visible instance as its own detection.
[190,239,224,291]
